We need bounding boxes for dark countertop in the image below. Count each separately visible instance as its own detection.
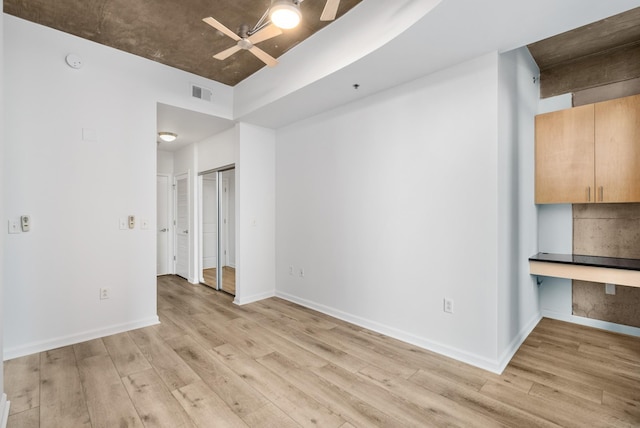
[529,252,640,272]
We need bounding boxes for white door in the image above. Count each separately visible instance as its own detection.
[157,175,170,275]
[175,174,189,279]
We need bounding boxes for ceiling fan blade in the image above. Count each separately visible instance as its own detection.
[248,46,278,67]
[203,17,240,41]
[213,45,242,60]
[320,0,340,21]
[248,24,282,45]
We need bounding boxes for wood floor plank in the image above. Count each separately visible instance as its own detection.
[39,347,91,428]
[172,380,248,428]
[513,346,640,401]
[602,391,640,423]
[213,343,346,428]
[153,312,185,340]
[312,327,419,379]
[160,307,227,350]
[7,407,39,428]
[254,319,369,373]
[4,353,40,415]
[103,332,152,377]
[527,382,634,427]
[314,362,462,427]
[331,324,492,391]
[481,379,628,428]
[241,403,299,428]
[77,354,144,428]
[196,318,273,359]
[128,327,201,391]
[6,275,640,427]
[409,369,560,427]
[167,334,269,418]
[505,359,603,404]
[258,351,403,427]
[122,368,195,428]
[358,365,505,428]
[221,317,328,369]
[73,338,108,361]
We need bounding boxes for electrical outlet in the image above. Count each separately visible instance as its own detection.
[100,288,110,300]
[443,298,454,314]
[289,265,294,276]
[299,267,305,278]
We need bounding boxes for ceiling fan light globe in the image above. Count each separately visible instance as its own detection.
[270,0,301,29]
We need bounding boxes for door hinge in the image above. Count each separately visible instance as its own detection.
[173,255,176,261]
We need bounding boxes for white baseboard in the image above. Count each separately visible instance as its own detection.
[542,310,640,337]
[275,291,510,374]
[3,316,160,361]
[234,290,275,306]
[495,313,542,373]
[0,394,9,428]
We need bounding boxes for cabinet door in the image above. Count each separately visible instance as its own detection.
[595,93,640,203]
[535,104,595,204]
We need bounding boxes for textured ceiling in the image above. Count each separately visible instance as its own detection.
[4,0,362,86]
[528,7,640,71]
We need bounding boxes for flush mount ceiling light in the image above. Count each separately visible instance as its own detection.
[158,132,177,142]
[269,0,302,29]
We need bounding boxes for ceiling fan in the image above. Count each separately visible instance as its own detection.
[203,0,341,67]
[321,0,341,21]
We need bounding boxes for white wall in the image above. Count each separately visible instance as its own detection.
[157,150,174,175]
[3,15,233,359]
[496,48,542,368]
[222,170,237,268]
[197,127,236,173]
[236,123,276,304]
[275,53,512,371]
[0,2,8,420]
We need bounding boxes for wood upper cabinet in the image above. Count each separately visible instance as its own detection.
[535,93,640,204]
[595,94,640,203]
[535,104,595,204]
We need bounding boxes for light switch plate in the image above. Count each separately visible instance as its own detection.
[141,219,149,230]
[119,218,128,230]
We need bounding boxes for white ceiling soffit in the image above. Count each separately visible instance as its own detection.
[236,0,640,129]
[234,0,443,119]
[157,103,235,152]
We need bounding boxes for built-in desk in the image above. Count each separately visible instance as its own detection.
[529,253,640,288]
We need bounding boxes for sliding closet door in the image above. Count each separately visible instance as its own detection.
[219,169,236,295]
[199,167,235,295]
[201,172,218,289]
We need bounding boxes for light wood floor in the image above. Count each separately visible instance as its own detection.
[202,266,236,295]
[5,275,640,427]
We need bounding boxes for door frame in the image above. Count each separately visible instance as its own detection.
[157,173,173,275]
[174,172,190,280]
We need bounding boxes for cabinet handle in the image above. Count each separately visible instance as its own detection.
[587,186,591,202]
[599,186,604,202]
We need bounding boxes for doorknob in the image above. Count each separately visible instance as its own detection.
[183,230,189,234]
[160,228,168,232]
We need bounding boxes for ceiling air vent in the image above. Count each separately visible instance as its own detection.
[191,83,213,102]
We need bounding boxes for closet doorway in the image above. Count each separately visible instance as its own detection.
[200,167,236,295]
